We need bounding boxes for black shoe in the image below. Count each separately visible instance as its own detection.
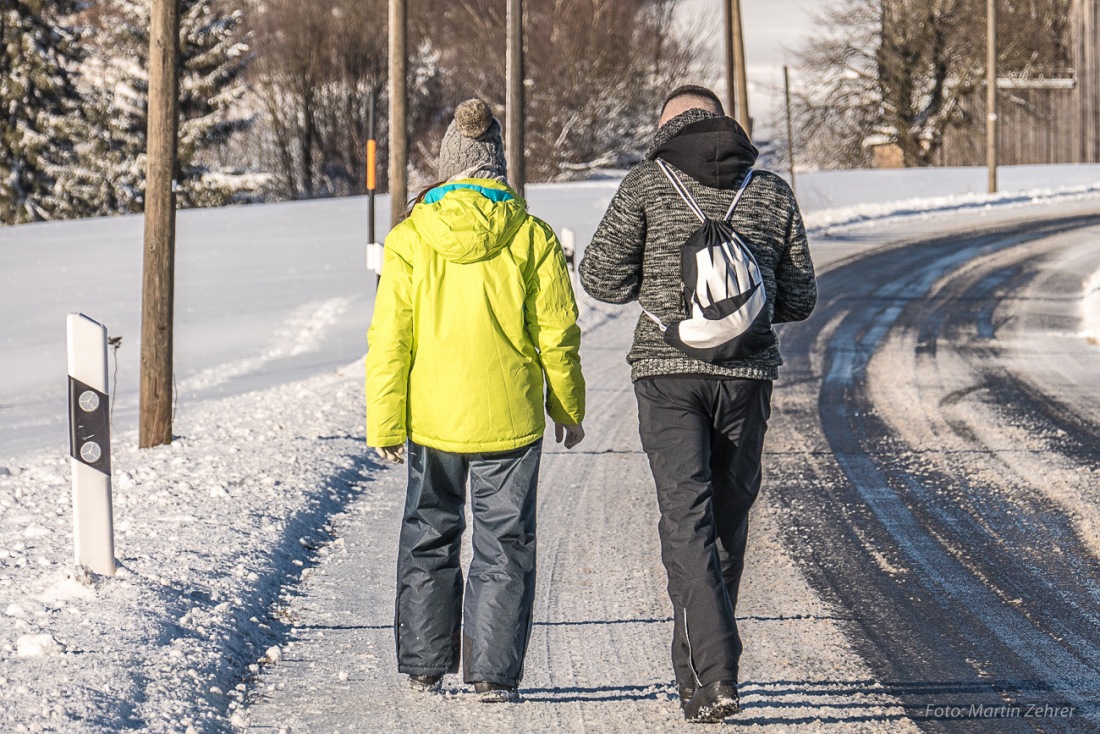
[682,680,739,723]
[473,681,519,703]
[678,684,696,710]
[408,674,442,692]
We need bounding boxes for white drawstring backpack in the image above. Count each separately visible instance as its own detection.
[643,160,776,363]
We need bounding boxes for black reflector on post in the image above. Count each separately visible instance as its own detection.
[69,377,111,475]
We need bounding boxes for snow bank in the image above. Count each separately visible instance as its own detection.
[1083,267,1100,346]
[792,163,1100,214]
[802,180,1100,233]
[0,363,377,731]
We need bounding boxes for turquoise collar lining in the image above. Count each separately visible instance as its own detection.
[424,183,514,205]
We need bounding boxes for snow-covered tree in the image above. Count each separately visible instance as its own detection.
[75,0,255,214]
[177,0,254,208]
[792,0,980,169]
[70,0,148,215]
[0,0,88,224]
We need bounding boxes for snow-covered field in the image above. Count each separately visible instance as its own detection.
[2,165,1100,732]
[6,163,1100,463]
[4,162,1100,464]
[0,198,379,461]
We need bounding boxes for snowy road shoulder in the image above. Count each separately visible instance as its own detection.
[802,179,1100,235]
[0,362,378,732]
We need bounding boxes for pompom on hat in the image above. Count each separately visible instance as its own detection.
[454,98,494,138]
[438,98,507,182]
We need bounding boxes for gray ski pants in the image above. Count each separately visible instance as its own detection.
[634,376,772,690]
[394,439,541,687]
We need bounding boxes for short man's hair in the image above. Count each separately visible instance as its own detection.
[660,84,725,123]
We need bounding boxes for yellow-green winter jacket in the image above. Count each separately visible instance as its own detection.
[366,179,585,453]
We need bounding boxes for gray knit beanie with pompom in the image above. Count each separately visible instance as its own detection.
[437,99,507,182]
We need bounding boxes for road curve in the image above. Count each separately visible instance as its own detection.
[768,213,1100,732]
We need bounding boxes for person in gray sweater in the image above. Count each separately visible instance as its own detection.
[579,85,817,723]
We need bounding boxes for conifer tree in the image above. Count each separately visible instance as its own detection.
[177,0,254,207]
[72,0,148,215]
[77,0,254,214]
[0,0,87,224]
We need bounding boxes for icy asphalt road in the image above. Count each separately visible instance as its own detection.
[243,200,1100,733]
[768,212,1100,731]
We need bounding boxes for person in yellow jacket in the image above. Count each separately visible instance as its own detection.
[366,99,585,703]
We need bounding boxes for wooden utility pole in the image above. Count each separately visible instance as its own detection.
[389,0,408,226]
[784,65,797,197]
[1072,0,1098,162]
[506,0,526,195]
[139,0,181,448]
[987,0,998,193]
[728,0,751,136]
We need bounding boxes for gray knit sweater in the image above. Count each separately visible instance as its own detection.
[579,109,817,382]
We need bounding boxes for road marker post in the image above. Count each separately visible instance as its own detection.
[67,313,116,576]
[561,228,576,271]
[366,89,384,281]
[561,227,579,296]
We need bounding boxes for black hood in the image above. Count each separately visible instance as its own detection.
[646,110,758,190]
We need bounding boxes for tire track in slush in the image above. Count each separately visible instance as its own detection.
[897,241,1100,631]
[827,303,1099,715]
[776,215,1100,732]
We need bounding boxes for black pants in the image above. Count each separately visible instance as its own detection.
[394,440,541,687]
[634,376,772,689]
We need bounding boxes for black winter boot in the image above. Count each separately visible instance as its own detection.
[678,684,696,710]
[408,674,442,692]
[682,680,739,723]
[473,681,519,703]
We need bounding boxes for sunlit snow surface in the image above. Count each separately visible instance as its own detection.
[4,163,1100,460]
[1,165,1100,732]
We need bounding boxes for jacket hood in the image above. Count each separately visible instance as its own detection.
[408,179,527,264]
[646,109,758,190]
